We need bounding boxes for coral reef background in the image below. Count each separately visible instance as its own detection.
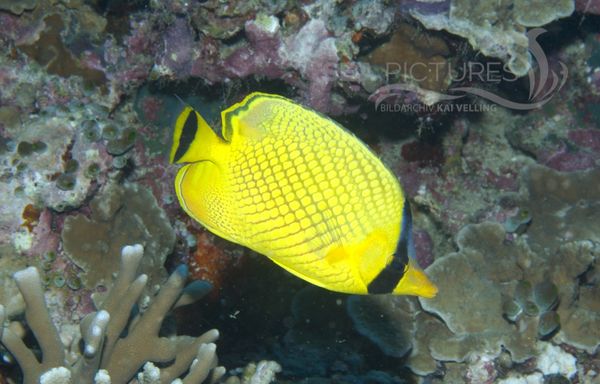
[0,0,599,383]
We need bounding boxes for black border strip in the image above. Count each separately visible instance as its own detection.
[173,110,198,163]
[367,200,411,294]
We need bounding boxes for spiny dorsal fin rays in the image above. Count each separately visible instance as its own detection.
[173,93,186,108]
[221,93,285,142]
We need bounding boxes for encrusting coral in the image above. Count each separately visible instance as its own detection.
[61,183,175,290]
[346,295,415,358]
[367,23,452,93]
[406,0,574,76]
[338,164,600,379]
[412,165,599,375]
[0,0,38,14]
[0,244,224,384]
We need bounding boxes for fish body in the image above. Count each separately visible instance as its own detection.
[170,92,437,298]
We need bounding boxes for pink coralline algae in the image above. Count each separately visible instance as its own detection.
[155,14,340,112]
[544,151,597,171]
[588,70,600,95]
[576,0,600,15]
[540,138,600,172]
[413,229,435,268]
[223,16,284,79]
[222,17,339,112]
[158,18,195,76]
[568,129,600,151]
[27,209,60,259]
[484,168,520,192]
[1,1,600,383]
[466,356,497,384]
[0,1,465,116]
[280,19,339,112]
[0,12,31,42]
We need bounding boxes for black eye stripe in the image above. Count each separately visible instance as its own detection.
[367,200,411,294]
[174,110,198,163]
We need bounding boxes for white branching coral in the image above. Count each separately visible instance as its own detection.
[0,244,225,384]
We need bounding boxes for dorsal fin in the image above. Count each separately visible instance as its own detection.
[220,93,289,141]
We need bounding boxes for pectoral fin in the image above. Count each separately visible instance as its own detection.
[174,161,236,243]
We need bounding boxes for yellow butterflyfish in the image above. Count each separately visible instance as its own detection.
[170,92,437,298]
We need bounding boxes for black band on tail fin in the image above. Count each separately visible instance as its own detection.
[367,200,412,294]
[173,110,198,163]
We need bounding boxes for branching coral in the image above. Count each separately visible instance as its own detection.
[0,244,224,384]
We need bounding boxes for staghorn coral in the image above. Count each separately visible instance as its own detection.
[0,244,224,384]
[0,243,28,320]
